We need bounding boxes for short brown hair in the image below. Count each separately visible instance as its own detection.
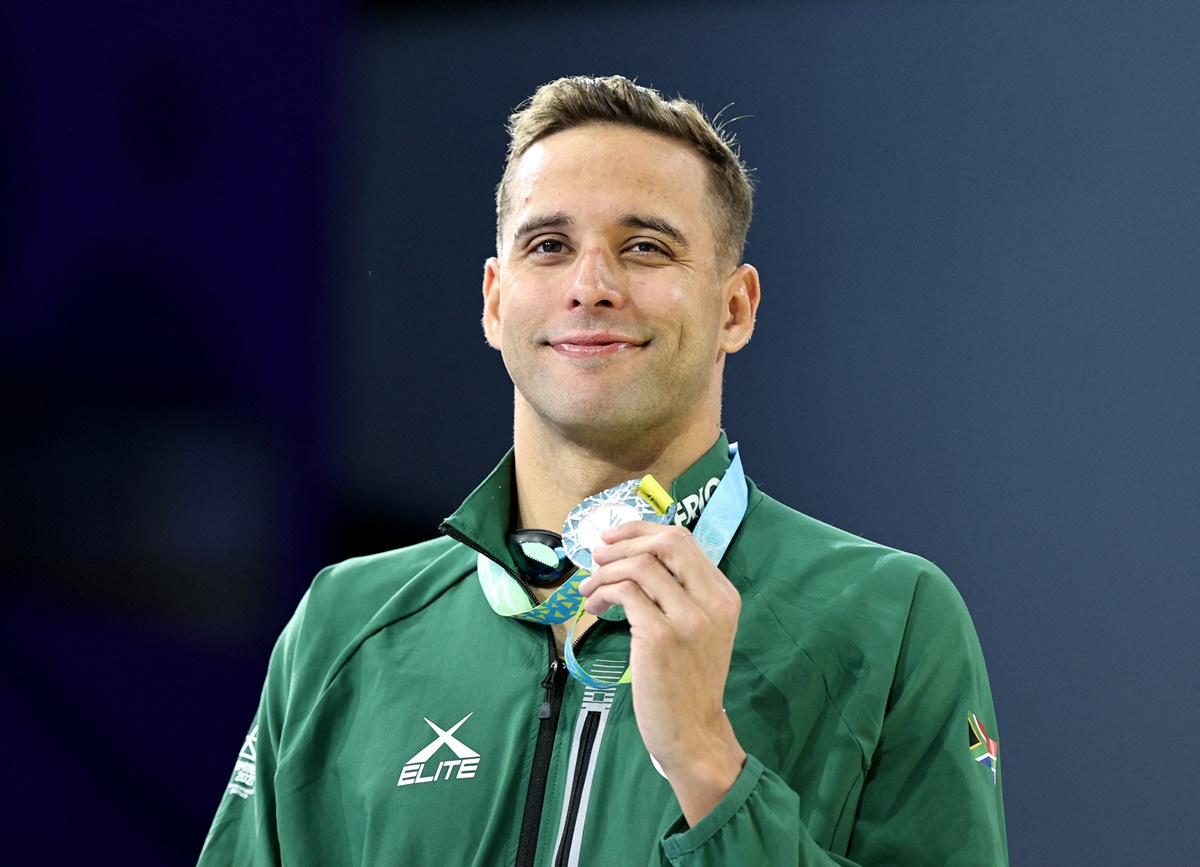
[496,75,754,269]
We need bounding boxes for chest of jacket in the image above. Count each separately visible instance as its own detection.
[270,572,871,866]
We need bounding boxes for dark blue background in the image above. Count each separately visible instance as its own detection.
[3,1,1196,863]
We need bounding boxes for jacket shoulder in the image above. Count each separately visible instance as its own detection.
[309,535,465,613]
[728,483,987,756]
[729,483,973,661]
[735,483,951,592]
[278,536,474,687]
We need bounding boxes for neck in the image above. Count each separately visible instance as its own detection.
[512,411,721,534]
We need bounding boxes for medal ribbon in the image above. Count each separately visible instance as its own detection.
[477,443,749,689]
[476,556,587,625]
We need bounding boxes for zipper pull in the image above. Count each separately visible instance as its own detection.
[538,659,564,719]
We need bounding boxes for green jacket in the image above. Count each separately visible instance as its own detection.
[199,435,1007,865]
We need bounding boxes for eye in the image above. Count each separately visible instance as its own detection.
[534,238,566,254]
[628,239,669,256]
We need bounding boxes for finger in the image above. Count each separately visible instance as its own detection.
[584,575,677,632]
[580,553,691,615]
[598,519,670,544]
[595,525,737,607]
[587,573,729,649]
[595,524,705,578]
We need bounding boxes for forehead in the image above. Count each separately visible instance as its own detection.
[504,125,716,246]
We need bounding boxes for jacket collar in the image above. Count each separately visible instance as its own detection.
[440,431,735,572]
[667,431,732,530]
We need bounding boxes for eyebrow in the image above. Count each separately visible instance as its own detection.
[620,215,690,248]
[511,213,573,245]
[508,212,691,249]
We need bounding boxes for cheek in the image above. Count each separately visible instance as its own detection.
[503,305,540,347]
[494,292,529,331]
[496,316,539,371]
[674,299,724,347]
[500,280,550,321]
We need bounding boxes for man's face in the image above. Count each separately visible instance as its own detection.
[483,124,757,448]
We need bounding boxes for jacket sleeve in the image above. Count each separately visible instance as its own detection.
[658,567,1008,866]
[197,591,311,866]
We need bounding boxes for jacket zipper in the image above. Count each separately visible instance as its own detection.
[440,521,595,866]
[439,522,523,582]
[553,708,601,867]
[550,621,603,866]
[516,636,566,867]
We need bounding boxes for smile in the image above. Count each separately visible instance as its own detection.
[549,333,646,357]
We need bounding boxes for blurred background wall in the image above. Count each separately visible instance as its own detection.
[2,0,1196,863]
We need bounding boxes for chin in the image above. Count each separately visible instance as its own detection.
[534,399,644,436]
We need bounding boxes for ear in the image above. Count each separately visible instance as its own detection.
[482,257,503,350]
[718,263,761,354]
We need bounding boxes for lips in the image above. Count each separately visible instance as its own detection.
[549,332,646,357]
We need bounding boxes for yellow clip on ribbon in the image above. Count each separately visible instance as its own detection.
[636,474,673,516]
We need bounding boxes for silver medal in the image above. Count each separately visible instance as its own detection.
[562,479,677,572]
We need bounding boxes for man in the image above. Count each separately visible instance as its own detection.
[200,76,1007,865]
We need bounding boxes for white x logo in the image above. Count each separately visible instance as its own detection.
[406,713,479,763]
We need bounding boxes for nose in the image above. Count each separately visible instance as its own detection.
[566,246,624,309]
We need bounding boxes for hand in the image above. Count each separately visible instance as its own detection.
[579,521,747,825]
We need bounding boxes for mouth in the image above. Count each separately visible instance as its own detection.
[548,332,647,358]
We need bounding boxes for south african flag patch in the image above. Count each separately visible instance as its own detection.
[968,712,999,786]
